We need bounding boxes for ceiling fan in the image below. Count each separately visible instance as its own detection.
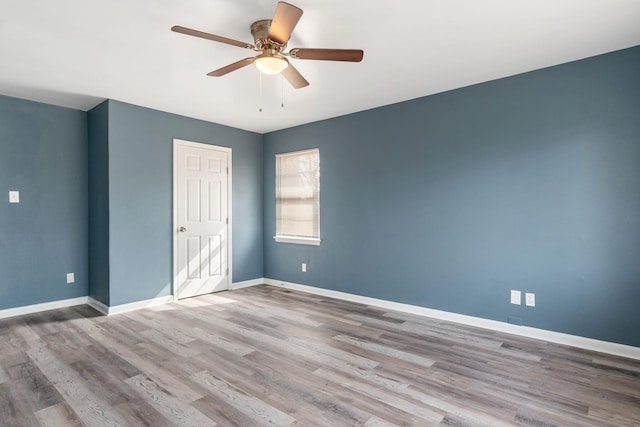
[171,1,364,89]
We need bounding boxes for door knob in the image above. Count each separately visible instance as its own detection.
[179,226,187,232]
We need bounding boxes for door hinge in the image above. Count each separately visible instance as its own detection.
[226,268,229,275]
[226,167,229,174]
[226,218,229,224]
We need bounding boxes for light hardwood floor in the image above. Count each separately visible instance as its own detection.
[1,285,639,426]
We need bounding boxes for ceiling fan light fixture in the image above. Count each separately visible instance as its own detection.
[172,1,363,89]
[255,54,288,75]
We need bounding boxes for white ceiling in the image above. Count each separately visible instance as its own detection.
[1,1,639,133]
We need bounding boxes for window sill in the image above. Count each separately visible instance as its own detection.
[274,236,321,246]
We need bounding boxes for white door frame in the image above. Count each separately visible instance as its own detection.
[172,138,232,300]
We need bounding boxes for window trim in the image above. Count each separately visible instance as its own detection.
[273,235,321,245]
[274,148,321,246]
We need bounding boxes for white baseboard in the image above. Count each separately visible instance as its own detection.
[230,278,265,290]
[264,278,640,361]
[88,295,174,316]
[0,297,89,320]
[87,279,264,316]
[1,279,261,320]
[87,297,109,315]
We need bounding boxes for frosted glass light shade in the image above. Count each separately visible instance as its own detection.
[255,56,288,75]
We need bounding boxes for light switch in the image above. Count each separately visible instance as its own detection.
[9,191,19,203]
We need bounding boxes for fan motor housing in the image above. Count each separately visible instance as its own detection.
[250,20,270,40]
[251,19,285,50]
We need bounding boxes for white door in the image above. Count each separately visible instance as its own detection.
[174,140,230,299]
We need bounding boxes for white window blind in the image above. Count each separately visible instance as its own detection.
[275,148,320,245]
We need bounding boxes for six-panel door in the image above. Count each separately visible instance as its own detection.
[176,143,229,299]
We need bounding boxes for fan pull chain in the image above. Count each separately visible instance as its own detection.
[259,72,263,113]
[281,74,285,108]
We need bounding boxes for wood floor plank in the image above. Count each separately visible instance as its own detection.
[191,393,253,426]
[192,370,296,425]
[0,381,42,427]
[24,339,133,426]
[313,365,445,424]
[124,374,216,427]
[34,402,83,427]
[0,365,8,385]
[244,350,381,425]
[6,357,64,411]
[333,334,437,368]
[1,284,639,426]
[286,335,380,370]
[84,329,207,403]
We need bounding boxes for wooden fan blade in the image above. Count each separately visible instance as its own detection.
[172,26,254,50]
[290,48,364,62]
[207,58,256,77]
[268,2,303,45]
[281,61,309,89]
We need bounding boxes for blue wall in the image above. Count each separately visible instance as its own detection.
[2,45,639,348]
[104,100,263,306]
[87,101,110,305]
[263,46,640,347]
[0,95,88,309]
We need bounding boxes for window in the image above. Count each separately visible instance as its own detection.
[274,148,320,245]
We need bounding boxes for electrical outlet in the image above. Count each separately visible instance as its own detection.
[301,263,307,273]
[9,191,19,203]
[526,292,535,307]
[66,272,75,284]
[510,290,521,305]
